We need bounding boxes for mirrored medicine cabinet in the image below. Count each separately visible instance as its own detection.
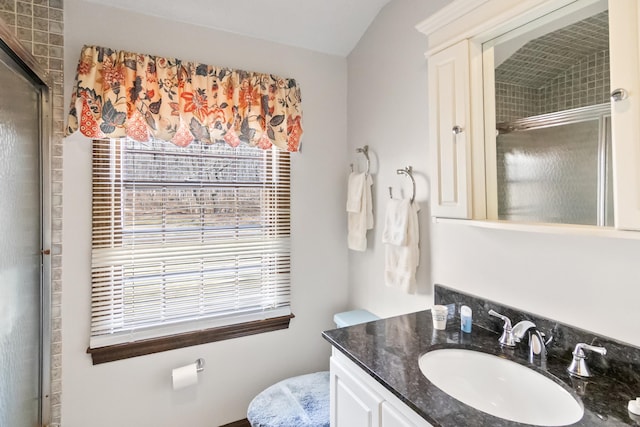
[483,0,611,227]
[421,0,640,232]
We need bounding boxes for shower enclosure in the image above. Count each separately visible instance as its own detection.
[496,103,613,226]
[0,24,52,427]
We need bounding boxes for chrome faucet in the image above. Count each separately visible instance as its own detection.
[488,310,553,367]
[527,329,552,369]
[488,309,535,347]
[567,343,607,377]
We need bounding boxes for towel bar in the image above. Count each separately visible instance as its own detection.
[351,145,370,174]
[389,166,416,203]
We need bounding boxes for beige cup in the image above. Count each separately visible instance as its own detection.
[431,305,448,330]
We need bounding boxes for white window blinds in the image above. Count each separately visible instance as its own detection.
[90,138,291,348]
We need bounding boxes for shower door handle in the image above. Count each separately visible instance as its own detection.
[611,88,628,102]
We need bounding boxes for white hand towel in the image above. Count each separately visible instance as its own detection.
[365,174,373,230]
[381,198,410,246]
[346,172,365,213]
[348,173,373,251]
[384,201,420,293]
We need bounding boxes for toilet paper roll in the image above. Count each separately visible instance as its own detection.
[172,362,199,390]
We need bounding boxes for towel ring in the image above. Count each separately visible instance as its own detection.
[389,166,416,203]
[351,145,370,174]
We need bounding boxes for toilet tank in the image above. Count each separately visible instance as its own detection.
[333,309,379,328]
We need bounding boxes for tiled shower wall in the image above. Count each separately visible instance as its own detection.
[0,0,63,426]
[494,83,538,124]
[496,49,611,123]
[538,49,610,115]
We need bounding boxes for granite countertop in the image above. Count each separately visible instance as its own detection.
[322,309,640,427]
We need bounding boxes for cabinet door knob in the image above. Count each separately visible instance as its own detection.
[611,88,628,102]
[452,125,464,135]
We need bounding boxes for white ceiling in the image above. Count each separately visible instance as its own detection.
[80,0,392,57]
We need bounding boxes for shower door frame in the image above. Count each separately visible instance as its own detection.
[0,19,53,426]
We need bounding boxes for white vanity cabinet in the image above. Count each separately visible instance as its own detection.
[330,351,433,427]
[419,0,640,231]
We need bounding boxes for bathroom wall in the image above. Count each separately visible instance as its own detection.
[345,0,447,318]
[348,0,640,348]
[62,0,348,425]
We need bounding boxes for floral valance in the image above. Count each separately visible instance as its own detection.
[66,45,303,151]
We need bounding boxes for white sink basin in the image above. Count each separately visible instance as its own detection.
[419,349,583,426]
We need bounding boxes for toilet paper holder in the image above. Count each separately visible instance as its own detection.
[171,358,206,390]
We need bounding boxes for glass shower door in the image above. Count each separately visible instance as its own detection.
[0,47,44,426]
[495,105,613,226]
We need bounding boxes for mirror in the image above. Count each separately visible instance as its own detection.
[483,0,612,226]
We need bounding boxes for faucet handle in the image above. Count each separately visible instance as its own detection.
[567,343,607,377]
[488,310,516,347]
[488,309,512,330]
[573,343,607,358]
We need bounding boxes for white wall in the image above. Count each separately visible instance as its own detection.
[346,0,449,318]
[348,0,640,347]
[62,1,349,425]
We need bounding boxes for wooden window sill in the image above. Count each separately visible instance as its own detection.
[87,314,295,364]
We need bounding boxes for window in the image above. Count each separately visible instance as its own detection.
[88,138,292,364]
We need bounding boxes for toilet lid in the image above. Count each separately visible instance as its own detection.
[333,309,379,328]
